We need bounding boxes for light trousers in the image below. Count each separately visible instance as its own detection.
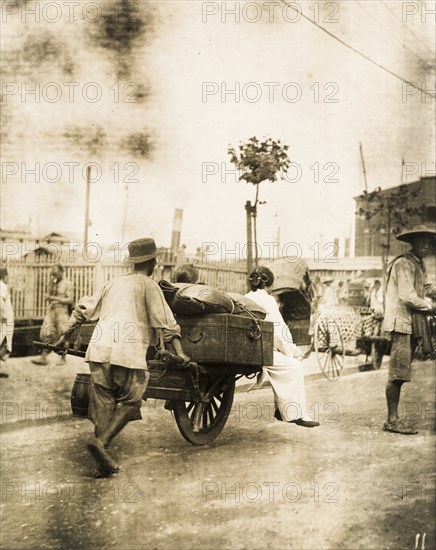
[256,351,309,421]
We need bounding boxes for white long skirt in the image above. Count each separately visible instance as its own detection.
[252,351,310,422]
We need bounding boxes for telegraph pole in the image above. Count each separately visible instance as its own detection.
[121,183,129,245]
[359,142,368,192]
[84,166,91,247]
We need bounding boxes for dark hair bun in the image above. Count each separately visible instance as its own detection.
[248,271,262,287]
[248,266,274,290]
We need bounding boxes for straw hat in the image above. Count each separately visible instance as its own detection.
[396,225,436,243]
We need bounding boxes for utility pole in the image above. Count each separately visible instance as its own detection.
[274,221,281,261]
[84,166,91,247]
[121,183,129,244]
[359,142,368,192]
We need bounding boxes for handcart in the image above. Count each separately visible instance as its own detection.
[37,313,274,446]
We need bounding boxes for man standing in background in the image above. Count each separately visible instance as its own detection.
[0,267,14,378]
[369,280,384,314]
[319,279,338,308]
[337,280,349,306]
[32,264,73,366]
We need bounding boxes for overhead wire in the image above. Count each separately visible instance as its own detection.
[279,0,435,99]
[381,0,435,56]
[356,1,433,69]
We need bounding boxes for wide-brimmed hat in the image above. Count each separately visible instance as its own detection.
[322,278,333,284]
[396,225,436,243]
[124,238,159,264]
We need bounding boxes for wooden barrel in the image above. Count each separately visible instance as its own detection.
[71,373,91,418]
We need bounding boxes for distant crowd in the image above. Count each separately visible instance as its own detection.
[310,276,384,313]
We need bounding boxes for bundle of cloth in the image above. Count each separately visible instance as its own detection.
[158,281,266,319]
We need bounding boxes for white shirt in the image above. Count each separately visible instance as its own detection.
[73,273,180,370]
[320,285,338,306]
[0,280,14,352]
[369,286,383,313]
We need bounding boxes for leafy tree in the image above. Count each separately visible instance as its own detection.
[357,184,421,280]
[228,137,291,270]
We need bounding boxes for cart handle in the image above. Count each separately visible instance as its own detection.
[33,341,86,358]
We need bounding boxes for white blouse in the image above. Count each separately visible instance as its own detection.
[245,289,297,357]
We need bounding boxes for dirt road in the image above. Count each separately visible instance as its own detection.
[1,362,434,549]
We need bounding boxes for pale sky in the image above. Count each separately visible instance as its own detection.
[1,0,435,259]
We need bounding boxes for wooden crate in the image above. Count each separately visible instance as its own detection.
[177,314,273,367]
[145,361,199,401]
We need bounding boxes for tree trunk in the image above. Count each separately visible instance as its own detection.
[245,201,254,283]
[253,184,260,269]
[252,206,258,269]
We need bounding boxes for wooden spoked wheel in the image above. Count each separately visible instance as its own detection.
[173,375,235,446]
[314,317,345,381]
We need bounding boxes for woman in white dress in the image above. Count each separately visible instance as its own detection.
[245,266,319,428]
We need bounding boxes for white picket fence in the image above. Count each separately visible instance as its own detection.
[6,261,248,320]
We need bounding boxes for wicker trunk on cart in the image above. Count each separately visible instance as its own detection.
[314,305,390,377]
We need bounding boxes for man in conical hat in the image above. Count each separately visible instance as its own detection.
[383,225,436,434]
